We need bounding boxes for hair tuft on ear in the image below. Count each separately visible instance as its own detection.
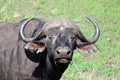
[76,44,98,54]
[24,42,46,53]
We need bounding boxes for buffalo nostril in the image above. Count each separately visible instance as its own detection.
[56,49,71,55]
[56,51,60,54]
[67,51,71,54]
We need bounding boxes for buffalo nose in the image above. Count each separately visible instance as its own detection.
[56,47,71,56]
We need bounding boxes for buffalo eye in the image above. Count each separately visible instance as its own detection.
[48,35,56,40]
[69,36,75,40]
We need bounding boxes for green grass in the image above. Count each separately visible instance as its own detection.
[0,0,120,80]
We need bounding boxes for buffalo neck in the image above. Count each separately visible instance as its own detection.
[45,54,69,80]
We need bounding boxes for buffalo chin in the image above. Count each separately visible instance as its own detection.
[56,58,71,64]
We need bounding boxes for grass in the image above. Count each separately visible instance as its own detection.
[0,0,120,80]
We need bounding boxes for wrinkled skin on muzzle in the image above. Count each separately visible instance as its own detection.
[46,27,76,64]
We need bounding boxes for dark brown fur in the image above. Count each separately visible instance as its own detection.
[0,20,44,80]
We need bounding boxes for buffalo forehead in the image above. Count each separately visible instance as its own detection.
[47,28,75,37]
[44,19,76,32]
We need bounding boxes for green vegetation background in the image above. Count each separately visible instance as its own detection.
[0,0,120,80]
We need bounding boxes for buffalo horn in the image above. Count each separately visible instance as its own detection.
[77,17,100,43]
[19,18,44,42]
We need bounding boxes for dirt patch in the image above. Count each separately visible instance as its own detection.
[105,55,116,68]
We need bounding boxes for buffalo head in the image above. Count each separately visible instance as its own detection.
[19,17,100,64]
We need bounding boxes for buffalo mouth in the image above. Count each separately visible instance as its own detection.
[55,58,71,64]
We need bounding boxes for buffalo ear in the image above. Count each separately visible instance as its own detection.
[76,40,98,54]
[24,42,46,53]
[24,42,46,63]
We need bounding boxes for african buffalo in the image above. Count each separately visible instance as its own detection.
[0,17,100,80]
